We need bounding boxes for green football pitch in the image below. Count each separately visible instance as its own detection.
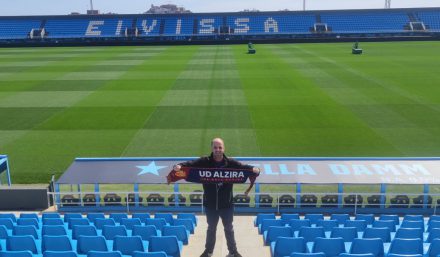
[1,41,440,184]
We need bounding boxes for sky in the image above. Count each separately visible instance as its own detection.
[1,0,440,16]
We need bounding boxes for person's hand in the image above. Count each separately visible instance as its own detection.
[252,167,260,174]
[173,165,181,171]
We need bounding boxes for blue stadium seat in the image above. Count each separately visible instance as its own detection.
[132,251,167,257]
[87,213,106,224]
[264,226,293,245]
[271,237,307,257]
[42,213,61,219]
[0,213,17,223]
[372,220,396,232]
[64,213,83,223]
[362,227,391,242]
[355,214,375,225]
[429,215,440,225]
[176,213,197,226]
[149,236,182,257]
[298,226,326,243]
[109,213,128,224]
[173,218,195,234]
[113,236,145,256]
[102,225,128,240]
[0,251,34,257]
[43,218,64,226]
[331,214,350,225]
[400,220,424,231]
[42,235,73,252]
[281,214,300,225]
[95,218,116,230]
[77,235,109,255]
[427,238,440,257]
[13,225,39,239]
[72,225,98,240]
[254,213,276,227]
[394,228,423,240]
[155,213,174,225]
[87,251,123,257]
[330,227,358,242]
[317,219,338,232]
[344,220,367,232]
[6,235,38,254]
[388,238,423,255]
[16,218,39,229]
[305,214,324,225]
[403,215,423,222]
[68,218,90,229]
[312,237,346,257]
[387,254,422,257]
[19,214,39,220]
[132,213,151,223]
[289,219,312,232]
[0,218,14,230]
[146,218,168,232]
[427,221,440,232]
[163,225,189,245]
[42,225,68,236]
[132,225,160,241]
[259,219,284,235]
[43,251,78,257]
[427,228,440,242]
[349,238,384,257]
[379,215,399,226]
[339,254,374,257]
[0,225,9,239]
[120,218,142,231]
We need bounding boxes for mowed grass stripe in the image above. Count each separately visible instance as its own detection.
[282,43,440,155]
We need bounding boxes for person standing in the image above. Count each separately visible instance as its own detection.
[172,138,260,257]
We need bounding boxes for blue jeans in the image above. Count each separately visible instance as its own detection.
[205,207,237,253]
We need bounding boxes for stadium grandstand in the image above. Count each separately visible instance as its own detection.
[2,1,440,257]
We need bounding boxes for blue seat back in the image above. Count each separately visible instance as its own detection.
[388,238,423,255]
[102,225,128,240]
[132,213,151,223]
[272,237,307,257]
[95,218,116,230]
[330,227,357,242]
[428,221,440,232]
[312,237,346,257]
[291,253,326,257]
[155,213,174,225]
[427,228,440,242]
[42,235,73,252]
[350,238,384,257]
[0,213,17,223]
[42,225,67,236]
[132,225,159,241]
[19,214,39,220]
[394,228,423,239]
[265,226,293,245]
[43,218,64,226]
[400,220,424,231]
[149,236,181,257]
[0,218,14,230]
[87,213,106,224]
[63,213,82,223]
[340,254,375,257]
[77,235,108,254]
[17,218,39,229]
[298,226,325,242]
[344,220,367,232]
[0,225,8,239]
[113,236,145,256]
[403,215,423,222]
[87,251,123,257]
[379,215,399,226]
[13,225,39,239]
[163,225,189,245]
[281,214,300,225]
[363,227,391,243]
[174,218,195,234]
[372,220,396,232]
[355,214,375,225]
[72,225,98,240]
[176,213,196,226]
[68,218,90,229]
[146,218,167,232]
[305,214,324,225]
[331,214,350,225]
[120,218,142,230]
[254,213,276,227]
[317,219,338,232]
[6,235,38,254]
[132,251,167,257]
[428,238,440,257]
[260,219,284,234]
[109,213,128,224]
[289,219,312,232]
[42,213,61,219]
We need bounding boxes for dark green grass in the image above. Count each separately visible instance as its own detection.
[1,42,440,184]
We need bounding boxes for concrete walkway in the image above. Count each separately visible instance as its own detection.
[182,215,270,257]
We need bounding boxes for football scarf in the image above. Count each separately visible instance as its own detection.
[166,166,259,194]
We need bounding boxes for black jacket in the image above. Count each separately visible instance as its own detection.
[179,153,254,210]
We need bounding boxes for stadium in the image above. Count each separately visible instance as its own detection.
[1,0,440,256]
